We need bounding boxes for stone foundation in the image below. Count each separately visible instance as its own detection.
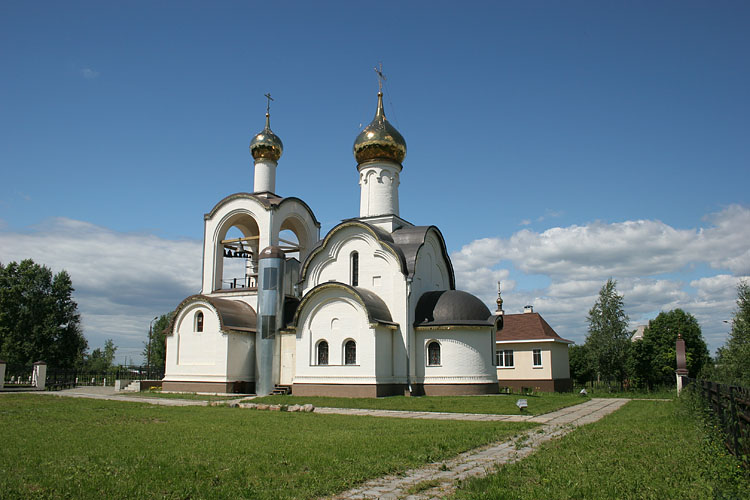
[162,380,254,394]
[498,378,573,393]
[292,383,407,398]
[411,382,499,396]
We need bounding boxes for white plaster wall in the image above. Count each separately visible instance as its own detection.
[409,231,452,318]
[279,332,296,385]
[358,162,401,217]
[415,329,497,384]
[294,289,384,385]
[550,342,571,379]
[226,333,255,381]
[253,158,276,193]
[165,303,231,382]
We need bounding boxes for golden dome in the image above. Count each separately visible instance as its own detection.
[250,113,283,162]
[353,92,406,165]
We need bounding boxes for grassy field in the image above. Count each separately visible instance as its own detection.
[0,394,534,499]
[118,391,240,402]
[452,399,750,499]
[251,392,588,415]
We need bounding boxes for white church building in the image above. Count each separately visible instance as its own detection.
[163,88,502,397]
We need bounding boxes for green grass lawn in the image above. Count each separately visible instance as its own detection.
[117,391,240,402]
[0,394,534,499]
[251,392,588,415]
[452,399,750,500]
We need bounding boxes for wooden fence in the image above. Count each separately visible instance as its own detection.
[686,377,750,463]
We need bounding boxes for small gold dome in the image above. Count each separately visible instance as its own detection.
[353,92,406,165]
[250,113,283,162]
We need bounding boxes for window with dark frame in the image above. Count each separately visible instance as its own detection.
[427,341,441,366]
[317,340,329,365]
[344,340,356,365]
[350,251,359,287]
[496,349,514,367]
[196,311,204,332]
[533,349,542,367]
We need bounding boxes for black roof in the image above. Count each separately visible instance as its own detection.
[414,290,496,328]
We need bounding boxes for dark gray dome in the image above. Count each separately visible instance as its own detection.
[414,290,494,327]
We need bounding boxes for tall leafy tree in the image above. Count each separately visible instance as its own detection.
[568,344,595,385]
[0,259,88,371]
[142,312,173,374]
[714,280,750,386]
[585,279,631,386]
[640,308,709,385]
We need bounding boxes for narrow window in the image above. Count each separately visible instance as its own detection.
[263,267,277,290]
[427,341,441,366]
[195,311,204,333]
[533,349,542,367]
[344,340,356,365]
[317,341,329,365]
[497,349,514,368]
[261,315,276,339]
[350,251,359,287]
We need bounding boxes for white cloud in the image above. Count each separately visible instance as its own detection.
[452,205,750,352]
[81,68,100,79]
[0,218,202,363]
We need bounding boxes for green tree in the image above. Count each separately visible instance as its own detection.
[142,313,173,374]
[85,339,118,373]
[640,308,709,385]
[585,279,631,387]
[0,259,87,371]
[568,344,595,385]
[714,280,750,386]
[626,338,657,389]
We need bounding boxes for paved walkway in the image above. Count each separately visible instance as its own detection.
[327,398,629,500]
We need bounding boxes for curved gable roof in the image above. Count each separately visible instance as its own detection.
[292,282,397,328]
[391,225,456,289]
[298,220,408,284]
[168,295,257,335]
[204,192,320,227]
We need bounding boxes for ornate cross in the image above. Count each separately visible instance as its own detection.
[374,63,387,93]
[264,93,274,114]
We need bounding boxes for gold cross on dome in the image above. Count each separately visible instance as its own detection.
[374,63,387,93]
[264,93,274,114]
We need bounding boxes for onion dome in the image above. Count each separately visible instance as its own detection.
[250,113,283,162]
[353,92,406,165]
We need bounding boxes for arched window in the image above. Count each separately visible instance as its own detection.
[350,251,359,287]
[195,311,204,333]
[344,340,356,365]
[427,341,441,366]
[317,340,329,365]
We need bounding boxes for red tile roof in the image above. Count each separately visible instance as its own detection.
[496,313,572,343]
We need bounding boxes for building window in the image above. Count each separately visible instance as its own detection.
[533,349,542,367]
[427,341,441,366]
[317,340,329,365]
[350,251,359,287]
[195,311,204,333]
[263,267,277,290]
[496,349,514,368]
[261,315,275,339]
[344,340,356,365]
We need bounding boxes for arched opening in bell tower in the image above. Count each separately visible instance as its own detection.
[214,214,261,291]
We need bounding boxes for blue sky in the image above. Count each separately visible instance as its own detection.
[1,1,748,363]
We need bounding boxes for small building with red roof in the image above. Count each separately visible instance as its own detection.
[495,306,573,392]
